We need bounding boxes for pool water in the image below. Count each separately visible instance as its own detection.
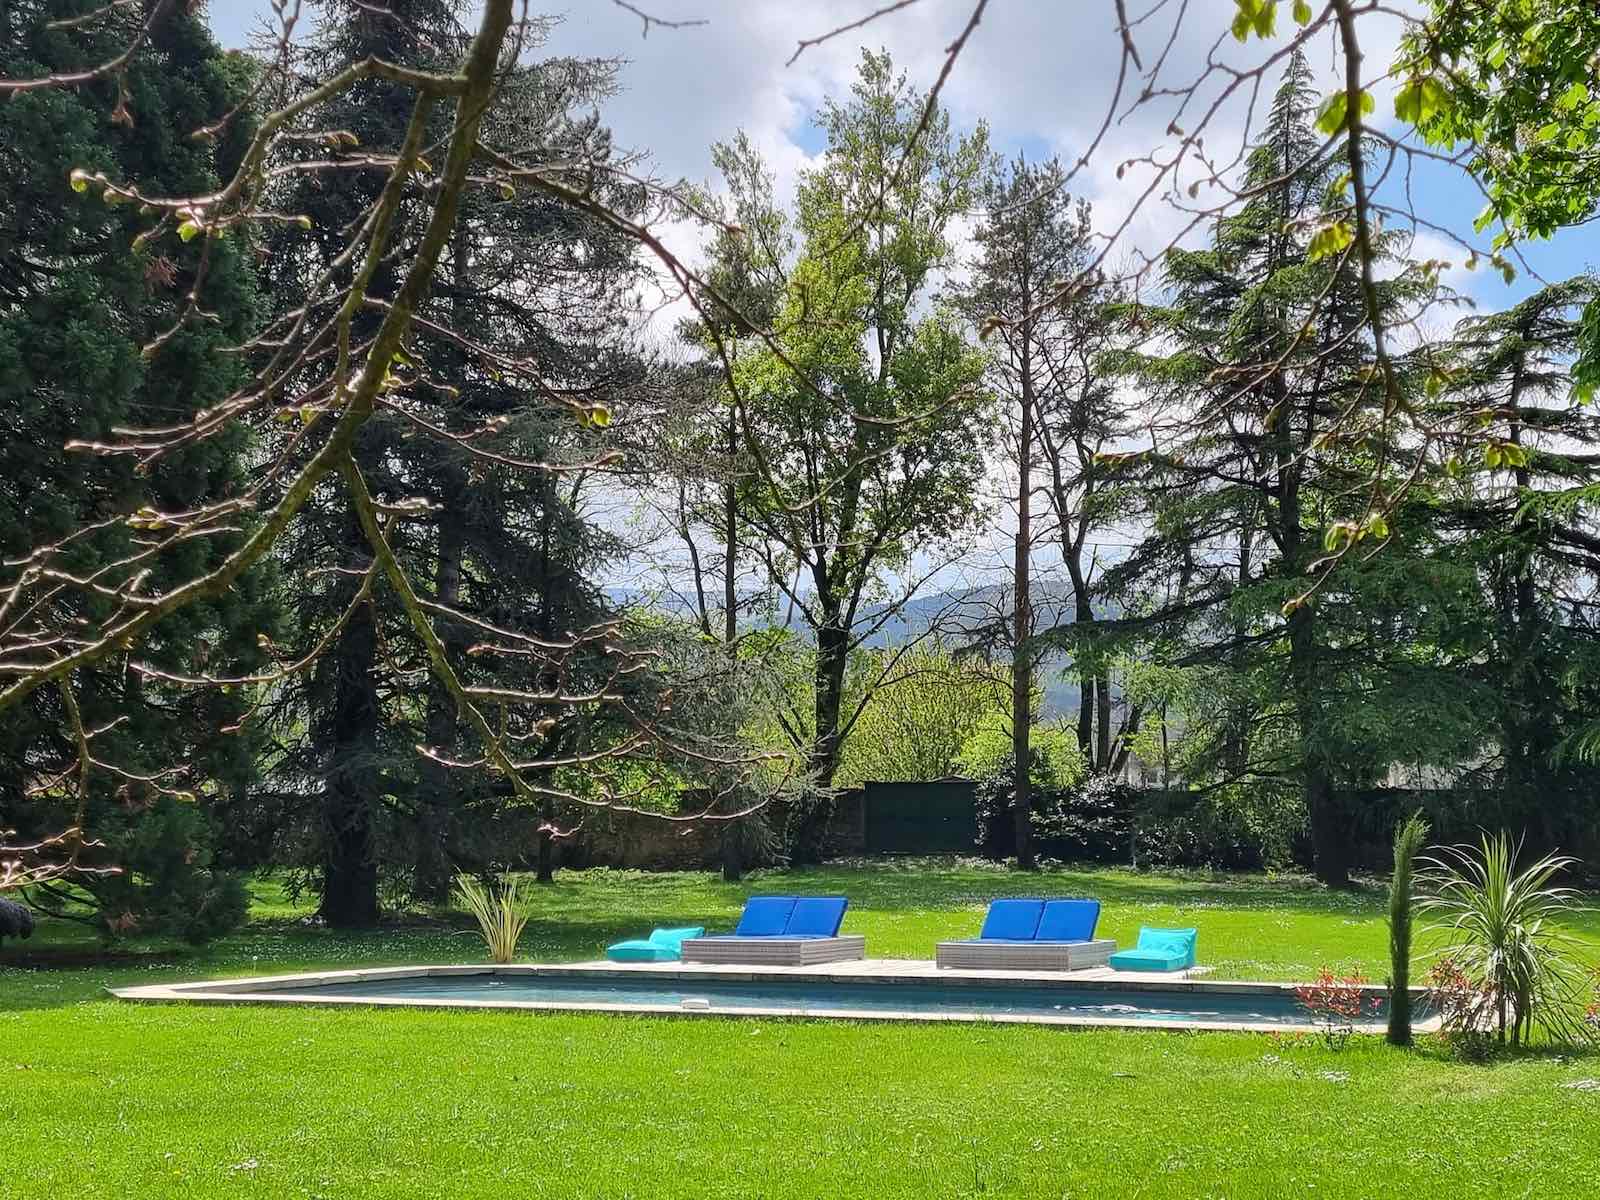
[283,973,1405,1029]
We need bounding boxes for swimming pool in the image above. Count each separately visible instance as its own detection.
[112,965,1434,1033]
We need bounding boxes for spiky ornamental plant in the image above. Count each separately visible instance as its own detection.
[455,874,531,964]
[1386,810,1429,1046]
[1419,832,1596,1047]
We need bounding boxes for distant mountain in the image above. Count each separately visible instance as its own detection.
[610,582,1120,719]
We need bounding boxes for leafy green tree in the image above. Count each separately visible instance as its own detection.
[723,51,993,861]
[834,644,1007,785]
[1104,52,1481,886]
[956,154,1130,867]
[1396,2,1600,395]
[0,0,269,939]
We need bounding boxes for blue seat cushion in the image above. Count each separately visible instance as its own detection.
[733,896,796,937]
[648,926,705,948]
[606,926,706,963]
[1109,948,1186,971]
[1111,926,1197,972]
[1037,899,1101,943]
[784,896,847,937]
[979,899,1044,941]
[607,939,679,962]
[1140,926,1197,963]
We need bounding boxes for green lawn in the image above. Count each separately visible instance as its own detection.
[4,860,1598,1198]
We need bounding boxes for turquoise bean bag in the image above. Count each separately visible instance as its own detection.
[606,926,705,963]
[1109,926,1198,972]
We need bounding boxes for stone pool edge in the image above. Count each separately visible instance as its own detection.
[108,963,1442,1035]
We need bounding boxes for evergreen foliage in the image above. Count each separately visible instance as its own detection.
[235,1,648,921]
[1102,52,1484,886]
[0,0,268,939]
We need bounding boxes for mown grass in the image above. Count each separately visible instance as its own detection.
[4,859,1598,1198]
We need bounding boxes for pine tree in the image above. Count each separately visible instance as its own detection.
[1431,277,1600,847]
[1107,53,1476,885]
[239,1,646,921]
[956,155,1127,868]
[0,0,271,938]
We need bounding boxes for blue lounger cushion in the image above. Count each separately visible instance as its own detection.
[784,896,848,938]
[606,925,705,962]
[1109,926,1197,972]
[733,895,797,937]
[1036,899,1101,943]
[978,899,1045,941]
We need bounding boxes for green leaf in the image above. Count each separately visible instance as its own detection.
[1556,81,1589,112]
[1307,219,1354,262]
[177,220,201,242]
[1394,80,1422,124]
[69,168,91,194]
[590,405,612,428]
[1316,92,1348,135]
[1419,77,1449,123]
[1293,0,1312,26]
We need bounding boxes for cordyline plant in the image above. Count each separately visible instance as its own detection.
[1418,833,1596,1047]
[0,0,795,892]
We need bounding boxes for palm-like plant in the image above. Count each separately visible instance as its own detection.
[455,874,532,964]
[1418,833,1595,1046]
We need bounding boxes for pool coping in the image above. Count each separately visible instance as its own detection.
[108,962,1441,1034]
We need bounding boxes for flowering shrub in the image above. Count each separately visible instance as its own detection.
[1295,968,1381,1050]
[1425,958,1497,1062]
[1586,968,1600,1036]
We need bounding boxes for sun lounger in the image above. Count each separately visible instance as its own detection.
[680,895,865,965]
[1108,926,1197,972]
[935,898,1116,971]
[605,926,706,963]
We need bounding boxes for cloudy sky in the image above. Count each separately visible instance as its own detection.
[205,0,1600,313]
[202,0,1600,593]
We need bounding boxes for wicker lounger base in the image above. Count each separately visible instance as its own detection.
[935,938,1117,971]
[680,935,866,966]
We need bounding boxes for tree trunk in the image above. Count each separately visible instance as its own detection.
[414,471,467,903]
[321,557,381,928]
[1012,344,1036,870]
[720,827,744,882]
[791,619,848,865]
[1289,602,1348,887]
[536,797,556,883]
[1094,676,1112,771]
[724,404,739,646]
